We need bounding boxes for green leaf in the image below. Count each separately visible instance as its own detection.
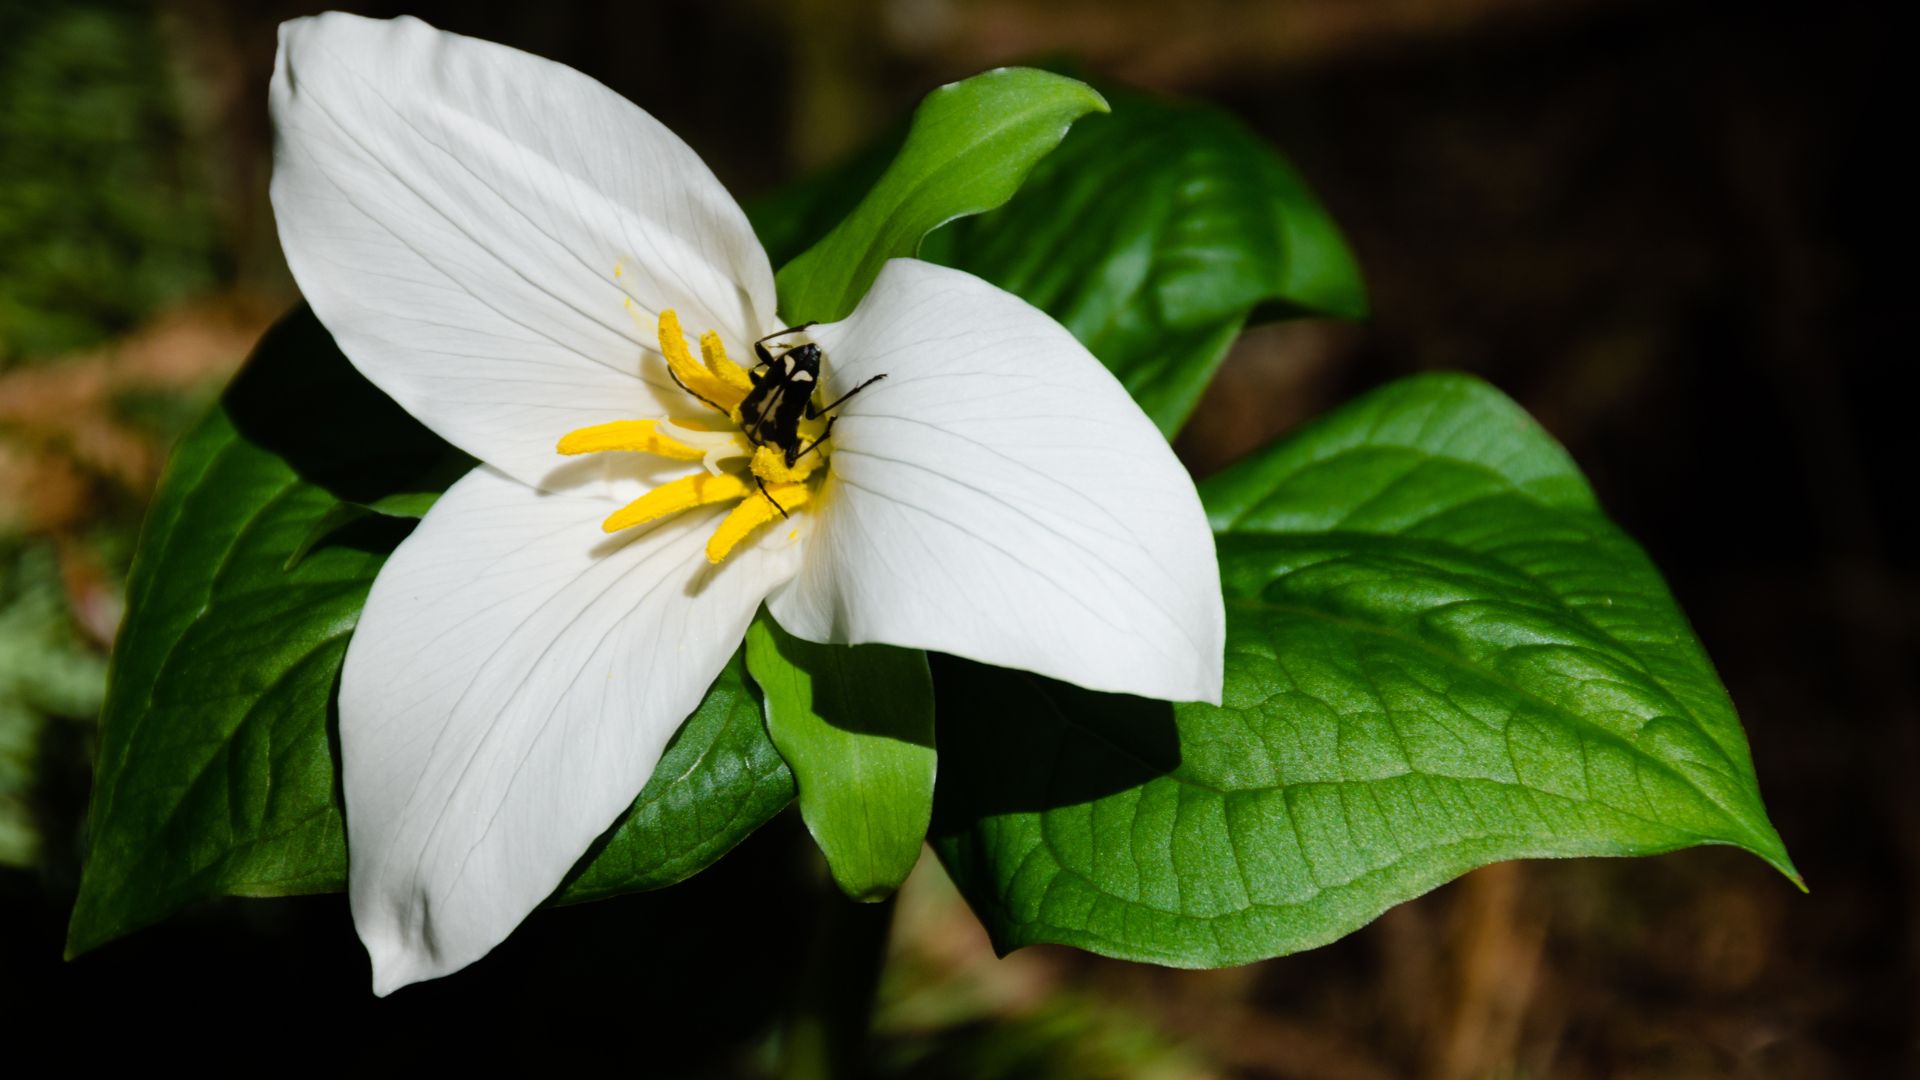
[67,309,795,955]
[746,616,936,901]
[928,92,1367,435]
[357,490,445,519]
[749,131,901,271]
[753,86,1367,437]
[773,68,1108,324]
[218,306,474,512]
[932,373,1794,968]
[66,400,381,957]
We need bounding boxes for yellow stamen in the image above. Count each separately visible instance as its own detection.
[603,472,752,533]
[707,482,811,563]
[660,310,745,413]
[700,330,754,393]
[559,304,839,562]
[557,419,705,461]
[750,444,823,486]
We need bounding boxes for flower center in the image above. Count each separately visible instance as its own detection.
[556,309,834,564]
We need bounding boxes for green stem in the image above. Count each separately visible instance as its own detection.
[778,887,896,1080]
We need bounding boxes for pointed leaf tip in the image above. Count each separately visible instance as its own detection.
[773,68,1109,324]
[747,616,935,902]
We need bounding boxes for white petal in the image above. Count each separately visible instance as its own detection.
[270,13,776,490]
[340,466,798,994]
[770,259,1224,704]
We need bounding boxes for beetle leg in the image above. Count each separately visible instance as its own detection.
[791,415,839,464]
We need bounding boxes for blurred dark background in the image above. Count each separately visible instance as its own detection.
[0,0,1905,1075]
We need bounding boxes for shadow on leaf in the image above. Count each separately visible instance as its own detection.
[224,305,473,507]
[929,655,1180,827]
[755,617,938,748]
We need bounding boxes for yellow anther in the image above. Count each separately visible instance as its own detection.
[749,444,822,486]
[565,303,839,561]
[707,482,811,563]
[603,472,752,534]
[557,420,705,461]
[700,330,754,393]
[659,310,746,413]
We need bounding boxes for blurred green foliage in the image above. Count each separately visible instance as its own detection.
[1,0,227,872]
[0,543,108,867]
[0,0,223,365]
[879,997,1204,1080]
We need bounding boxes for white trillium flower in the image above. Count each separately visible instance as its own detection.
[270,12,1223,994]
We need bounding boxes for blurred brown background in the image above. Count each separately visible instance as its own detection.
[0,0,1905,1076]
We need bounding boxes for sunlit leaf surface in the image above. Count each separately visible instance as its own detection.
[932,374,1794,966]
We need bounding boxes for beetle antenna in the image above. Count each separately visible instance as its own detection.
[753,323,817,348]
[811,373,888,419]
[666,365,729,415]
